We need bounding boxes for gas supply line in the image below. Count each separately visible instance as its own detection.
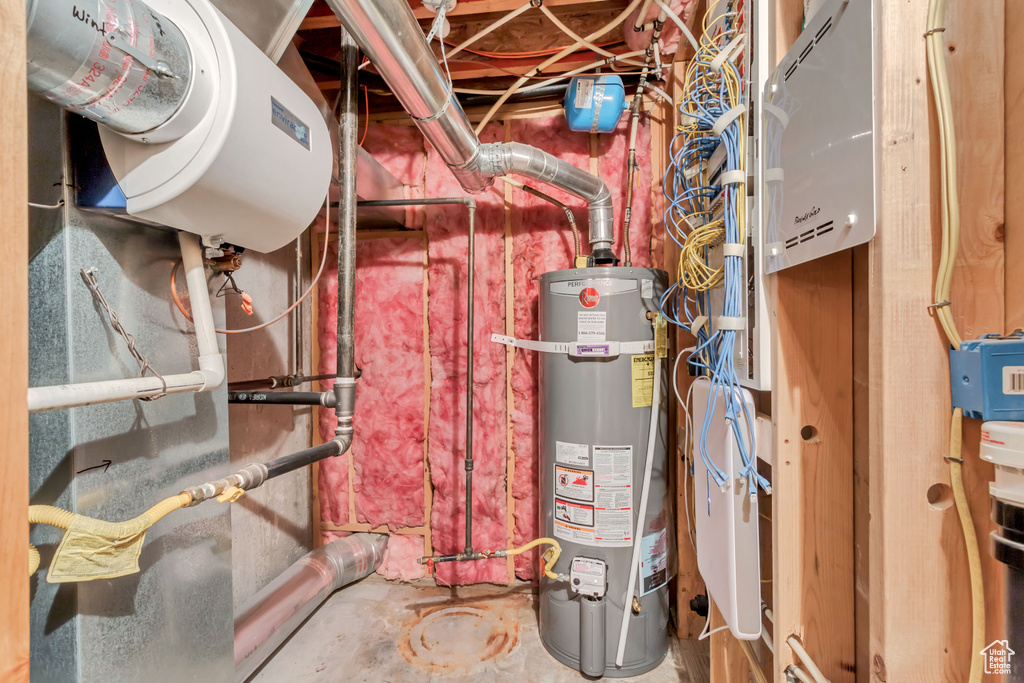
[27,437,351,582]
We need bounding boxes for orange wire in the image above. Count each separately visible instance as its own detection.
[169,208,332,335]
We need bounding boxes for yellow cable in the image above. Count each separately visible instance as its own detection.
[949,409,985,682]
[926,0,983,676]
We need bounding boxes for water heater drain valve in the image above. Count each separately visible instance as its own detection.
[570,557,607,598]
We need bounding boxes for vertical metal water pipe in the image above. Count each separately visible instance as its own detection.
[333,27,360,440]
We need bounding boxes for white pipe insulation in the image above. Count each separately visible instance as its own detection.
[27,233,225,413]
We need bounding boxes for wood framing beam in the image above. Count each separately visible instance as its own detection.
[1008,0,1024,331]
[771,252,855,682]
[868,0,1005,680]
[301,0,620,30]
[0,0,30,678]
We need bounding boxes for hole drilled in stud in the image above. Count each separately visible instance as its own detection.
[800,425,819,443]
[927,483,954,510]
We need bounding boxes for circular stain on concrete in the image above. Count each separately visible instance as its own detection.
[398,604,519,674]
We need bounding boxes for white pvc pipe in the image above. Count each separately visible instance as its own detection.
[653,0,701,54]
[614,352,663,667]
[787,636,831,683]
[27,232,225,413]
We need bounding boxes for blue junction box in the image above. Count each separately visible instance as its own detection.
[949,332,1024,421]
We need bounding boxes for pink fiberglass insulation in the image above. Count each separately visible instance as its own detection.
[317,123,427,535]
[424,123,509,585]
[624,0,698,54]
[508,116,592,578]
[601,116,656,269]
[350,237,426,530]
[378,534,428,581]
[316,239,347,524]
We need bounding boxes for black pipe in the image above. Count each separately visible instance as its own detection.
[228,373,338,392]
[357,197,477,557]
[337,30,359,383]
[228,391,332,406]
[265,440,344,480]
[458,83,568,108]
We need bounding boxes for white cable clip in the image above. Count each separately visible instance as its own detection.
[764,167,784,183]
[716,316,745,331]
[763,102,789,129]
[765,242,786,257]
[691,315,709,331]
[718,169,745,186]
[684,164,701,180]
[709,33,746,71]
[711,105,745,137]
[722,243,745,258]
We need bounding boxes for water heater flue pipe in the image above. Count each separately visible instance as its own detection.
[234,534,388,682]
[323,0,618,262]
[27,233,225,413]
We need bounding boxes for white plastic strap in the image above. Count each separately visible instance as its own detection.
[492,334,653,357]
[716,316,745,331]
[763,102,789,129]
[711,105,745,136]
[691,315,709,331]
[722,243,745,257]
[491,334,570,354]
[684,164,701,180]
[719,169,745,186]
[764,167,785,183]
[679,111,696,127]
[709,33,746,71]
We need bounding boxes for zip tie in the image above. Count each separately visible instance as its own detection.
[684,165,701,180]
[719,169,745,186]
[691,315,709,331]
[722,243,745,258]
[764,167,784,183]
[716,316,745,331]
[763,102,789,129]
[679,111,696,127]
[711,105,745,137]
[709,33,746,71]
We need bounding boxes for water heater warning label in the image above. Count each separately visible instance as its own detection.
[640,528,669,595]
[555,499,594,526]
[555,445,633,548]
[555,465,593,502]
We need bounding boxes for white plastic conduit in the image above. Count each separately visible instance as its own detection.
[615,350,663,667]
[27,232,225,413]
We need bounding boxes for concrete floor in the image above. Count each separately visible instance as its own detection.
[252,575,710,682]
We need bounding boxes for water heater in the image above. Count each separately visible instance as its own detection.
[538,267,670,677]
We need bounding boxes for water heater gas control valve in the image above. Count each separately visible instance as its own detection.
[570,557,607,599]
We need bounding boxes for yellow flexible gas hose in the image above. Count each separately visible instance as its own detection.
[28,545,40,575]
[505,537,563,580]
[26,493,192,576]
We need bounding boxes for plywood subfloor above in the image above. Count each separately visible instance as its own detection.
[252,576,710,682]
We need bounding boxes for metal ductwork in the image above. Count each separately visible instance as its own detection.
[234,534,389,681]
[322,0,617,261]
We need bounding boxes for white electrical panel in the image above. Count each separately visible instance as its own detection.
[691,379,762,641]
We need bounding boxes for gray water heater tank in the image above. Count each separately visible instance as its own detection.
[538,267,670,677]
